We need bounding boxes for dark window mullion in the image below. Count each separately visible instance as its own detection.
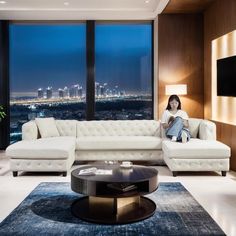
[86,21,95,120]
[0,20,10,149]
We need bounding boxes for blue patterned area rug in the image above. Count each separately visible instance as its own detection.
[0,182,225,236]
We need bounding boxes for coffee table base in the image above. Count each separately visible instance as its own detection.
[71,196,156,224]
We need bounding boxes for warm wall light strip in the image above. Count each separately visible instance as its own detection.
[211,30,236,125]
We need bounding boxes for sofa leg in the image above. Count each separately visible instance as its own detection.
[172,171,177,177]
[221,171,226,177]
[62,172,67,177]
[13,171,18,177]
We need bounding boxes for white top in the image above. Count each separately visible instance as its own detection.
[161,109,189,124]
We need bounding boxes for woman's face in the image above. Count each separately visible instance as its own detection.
[169,99,179,110]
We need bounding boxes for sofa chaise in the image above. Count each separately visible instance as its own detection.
[6,118,231,177]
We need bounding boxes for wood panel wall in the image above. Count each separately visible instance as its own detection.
[204,0,236,171]
[163,0,215,14]
[158,14,204,119]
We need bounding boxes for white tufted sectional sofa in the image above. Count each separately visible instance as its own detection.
[6,118,231,177]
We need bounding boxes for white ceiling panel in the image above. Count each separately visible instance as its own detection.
[0,0,169,20]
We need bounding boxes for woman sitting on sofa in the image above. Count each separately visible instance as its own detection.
[161,94,191,143]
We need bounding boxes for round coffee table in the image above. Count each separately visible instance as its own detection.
[71,164,158,224]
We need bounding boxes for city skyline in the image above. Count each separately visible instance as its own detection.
[10,82,151,99]
[9,24,152,94]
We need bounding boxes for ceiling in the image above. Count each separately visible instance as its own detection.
[163,0,215,14]
[0,0,169,20]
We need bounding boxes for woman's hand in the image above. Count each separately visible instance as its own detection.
[162,123,169,129]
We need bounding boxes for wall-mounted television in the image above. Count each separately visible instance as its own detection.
[217,55,236,97]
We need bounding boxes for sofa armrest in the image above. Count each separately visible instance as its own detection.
[22,121,38,140]
[199,120,216,140]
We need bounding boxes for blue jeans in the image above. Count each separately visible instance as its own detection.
[166,116,191,142]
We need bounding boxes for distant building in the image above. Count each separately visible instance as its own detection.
[69,84,83,98]
[58,88,64,98]
[37,88,44,99]
[78,86,83,97]
[46,87,53,99]
[63,87,69,98]
[103,83,108,96]
[100,85,105,96]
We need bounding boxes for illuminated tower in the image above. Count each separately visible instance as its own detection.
[58,88,64,98]
[46,87,53,99]
[37,88,44,99]
[69,85,79,98]
[100,85,104,96]
[63,86,69,98]
[78,86,83,97]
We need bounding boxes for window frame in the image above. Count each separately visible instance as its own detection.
[0,20,154,148]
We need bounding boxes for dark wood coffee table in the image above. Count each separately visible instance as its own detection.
[71,164,158,224]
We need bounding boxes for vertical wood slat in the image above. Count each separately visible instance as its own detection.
[158,14,204,119]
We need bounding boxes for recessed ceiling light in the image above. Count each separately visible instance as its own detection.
[64,1,69,6]
[0,1,6,4]
[145,0,150,3]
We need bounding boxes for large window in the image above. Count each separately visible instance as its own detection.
[10,24,86,143]
[95,23,153,120]
[9,21,153,144]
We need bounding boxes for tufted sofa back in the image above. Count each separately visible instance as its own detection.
[76,120,161,137]
[56,120,77,137]
[22,118,216,141]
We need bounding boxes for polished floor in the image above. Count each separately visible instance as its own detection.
[0,151,236,236]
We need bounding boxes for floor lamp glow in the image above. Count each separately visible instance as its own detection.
[165,84,187,96]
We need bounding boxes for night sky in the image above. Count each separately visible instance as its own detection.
[10,23,152,96]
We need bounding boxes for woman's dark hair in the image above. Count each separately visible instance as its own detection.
[166,94,181,110]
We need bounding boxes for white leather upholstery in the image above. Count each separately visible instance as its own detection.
[199,120,216,140]
[76,136,162,150]
[76,120,161,137]
[188,118,201,138]
[56,120,77,137]
[35,117,60,138]
[7,118,231,175]
[162,139,230,159]
[22,121,38,140]
[10,158,74,172]
[163,120,230,173]
[75,150,163,161]
[6,137,76,159]
[163,156,229,171]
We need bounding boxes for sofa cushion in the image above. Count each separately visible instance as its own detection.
[35,118,60,138]
[162,139,231,159]
[6,137,76,159]
[76,136,162,150]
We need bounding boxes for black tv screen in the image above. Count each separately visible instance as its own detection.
[217,55,236,97]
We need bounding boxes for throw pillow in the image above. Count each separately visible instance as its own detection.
[35,117,60,138]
